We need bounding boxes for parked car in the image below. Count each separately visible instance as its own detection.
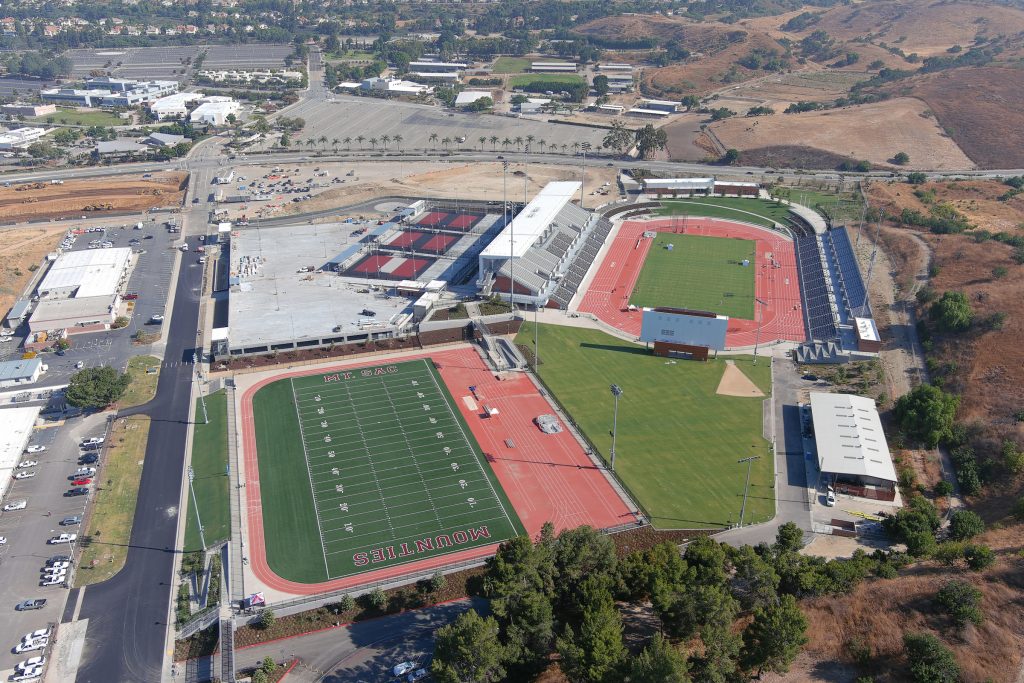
[81,437,104,447]
[78,455,99,465]
[47,562,70,571]
[408,669,428,682]
[14,471,36,480]
[12,664,43,681]
[71,478,92,486]
[46,556,70,566]
[48,534,76,544]
[75,361,85,369]
[15,656,45,671]
[25,445,45,453]
[14,599,46,611]
[20,629,51,643]
[74,467,96,477]
[66,488,89,497]
[393,662,417,677]
[122,292,138,300]
[149,315,164,323]
[826,489,836,507]
[60,516,82,526]
[0,536,6,545]
[16,639,48,653]
[4,500,27,511]
[18,460,37,468]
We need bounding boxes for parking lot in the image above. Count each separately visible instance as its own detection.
[203,44,291,69]
[0,412,109,676]
[64,46,201,80]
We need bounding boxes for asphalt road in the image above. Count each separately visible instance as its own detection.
[72,235,205,683]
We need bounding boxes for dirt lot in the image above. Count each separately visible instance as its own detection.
[885,67,1024,169]
[0,225,66,316]
[0,171,188,224]
[710,98,974,169]
[234,161,618,221]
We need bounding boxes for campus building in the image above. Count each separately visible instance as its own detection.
[29,247,132,333]
[189,97,241,126]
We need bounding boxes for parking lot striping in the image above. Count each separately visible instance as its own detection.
[289,377,333,579]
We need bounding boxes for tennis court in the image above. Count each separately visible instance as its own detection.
[630,233,756,319]
[251,358,524,583]
[346,254,435,280]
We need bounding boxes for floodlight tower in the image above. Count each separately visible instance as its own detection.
[609,384,623,471]
[737,455,761,527]
[752,297,769,364]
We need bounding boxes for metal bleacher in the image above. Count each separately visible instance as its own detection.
[550,216,614,308]
[825,227,870,317]
[795,235,839,342]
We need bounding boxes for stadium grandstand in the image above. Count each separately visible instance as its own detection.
[793,226,879,363]
[477,182,613,309]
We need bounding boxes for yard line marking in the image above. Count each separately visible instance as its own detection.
[289,377,332,581]
[344,378,396,538]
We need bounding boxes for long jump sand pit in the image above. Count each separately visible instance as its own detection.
[716,360,764,398]
[0,171,188,224]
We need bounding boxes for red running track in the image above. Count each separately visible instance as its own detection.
[239,347,634,596]
[578,218,806,347]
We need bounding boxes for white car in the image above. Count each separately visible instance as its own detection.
[75,467,97,477]
[22,628,51,642]
[12,665,43,681]
[826,489,836,507]
[393,662,417,677]
[15,471,36,480]
[0,336,13,343]
[48,534,76,544]
[16,656,44,671]
[0,536,6,545]
[18,460,38,468]
[40,575,65,587]
[15,638,47,654]
[75,361,85,369]
[25,445,45,453]
[48,562,71,571]
[4,500,27,511]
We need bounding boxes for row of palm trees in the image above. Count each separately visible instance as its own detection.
[294,132,596,155]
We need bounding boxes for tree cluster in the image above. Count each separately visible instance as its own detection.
[65,365,130,409]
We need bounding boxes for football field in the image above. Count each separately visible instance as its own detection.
[251,358,524,584]
[629,233,756,319]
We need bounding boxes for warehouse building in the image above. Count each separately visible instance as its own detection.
[454,90,493,107]
[531,62,577,72]
[29,247,132,333]
[1,103,56,117]
[408,61,466,73]
[0,358,45,389]
[809,392,897,501]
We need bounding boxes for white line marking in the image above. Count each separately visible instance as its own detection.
[290,377,332,581]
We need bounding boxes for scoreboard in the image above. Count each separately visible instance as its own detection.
[639,307,728,351]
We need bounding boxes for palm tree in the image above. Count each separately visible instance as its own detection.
[318,135,328,148]
[343,136,352,150]
[441,136,451,150]
[561,143,568,154]
[502,137,512,151]
[478,136,487,150]
[489,135,499,151]
[393,134,402,151]
[572,142,581,155]
[429,132,439,149]
[356,135,365,149]
[369,137,378,149]
[514,136,524,151]
[381,134,391,149]
[305,138,315,149]
[537,139,546,153]
[331,137,340,153]
[525,134,535,151]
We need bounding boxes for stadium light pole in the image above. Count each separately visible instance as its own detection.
[503,160,515,310]
[609,384,623,471]
[737,455,760,528]
[752,297,768,365]
[188,465,207,552]
[193,351,208,424]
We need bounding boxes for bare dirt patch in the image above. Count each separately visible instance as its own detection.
[736,145,862,170]
[0,171,188,224]
[711,98,974,169]
[716,360,764,397]
[0,224,66,315]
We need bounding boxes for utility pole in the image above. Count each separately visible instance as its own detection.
[579,142,591,209]
[193,351,208,424]
[503,160,514,309]
[188,465,207,551]
[752,297,768,364]
[609,384,623,471]
[737,455,761,527]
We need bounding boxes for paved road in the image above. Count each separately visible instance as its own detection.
[72,236,205,683]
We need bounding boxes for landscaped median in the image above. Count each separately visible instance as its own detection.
[119,355,161,408]
[75,415,150,586]
[184,390,230,552]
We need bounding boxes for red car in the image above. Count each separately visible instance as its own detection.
[71,478,92,486]
[123,292,139,300]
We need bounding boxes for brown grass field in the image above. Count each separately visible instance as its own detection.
[0,171,188,224]
[0,225,66,317]
[710,98,973,169]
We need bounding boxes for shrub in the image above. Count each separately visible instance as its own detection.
[948,510,985,541]
[907,172,928,184]
[112,315,130,329]
[257,608,275,630]
[935,580,983,626]
[892,151,910,165]
[963,544,995,571]
[933,480,953,497]
[903,632,959,683]
[368,587,388,610]
[929,291,973,332]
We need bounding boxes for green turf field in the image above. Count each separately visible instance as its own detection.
[656,198,793,228]
[251,359,524,583]
[630,233,756,319]
[185,390,230,552]
[508,73,585,88]
[492,57,532,73]
[518,323,774,529]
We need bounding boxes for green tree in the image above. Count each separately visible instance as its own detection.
[892,151,910,165]
[934,580,983,627]
[907,172,928,184]
[930,291,973,332]
[963,544,995,570]
[893,384,959,448]
[250,670,268,683]
[1002,440,1024,473]
[592,74,609,96]
[602,120,634,154]
[368,587,387,611]
[680,95,701,111]
[723,148,740,164]
[430,569,447,594]
[494,588,554,673]
[432,610,506,683]
[655,583,737,640]
[775,522,805,552]
[261,656,277,674]
[740,595,809,677]
[556,583,626,683]
[710,107,736,121]
[634,124,668,159]
[336,594,355,612]
[948,509,984,541]
[691,624,742,683]
[728,545,780,611]
[65,366,131,409]
[258,608,275,630]
[685,536,729,586]
[552,526,617,623]
[629,632,690,682]
[618,541,690,602]
[903,632,960,683]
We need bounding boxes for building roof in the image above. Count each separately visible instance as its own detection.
[0,406,42,500]
[38,247,131,298]
[854,317,880,342]
[641,98,679,107]
[190,100,239,119]
[809,392,897,483]
[150,91,204,110]
[454,90,493,105]
[0,358,42,382]
[627,107,670,117]
[30,295,115,323]
[643,177,715,190]
[97,140,146,155]
[146,132,186,146]
[480,181,582,260]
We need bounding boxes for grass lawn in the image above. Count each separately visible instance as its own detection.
[630,233,756,319]
[492,57,532,74]
[119,355,161,409]
[509,73,585,88]
[184,390,230,552]
[252,359,523,583]
[75,415,150,586]
[787,189,865,223]
[657,197,793,229]
[33,109,125,127]
[518,323,774,529]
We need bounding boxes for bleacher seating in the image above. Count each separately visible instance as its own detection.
[795,235,838,341]
[826,227,870,316]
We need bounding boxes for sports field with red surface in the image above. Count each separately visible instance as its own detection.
[346,254,435,280]
[239,347,634,595]
[578,218,805,347]
[387,230,426,248]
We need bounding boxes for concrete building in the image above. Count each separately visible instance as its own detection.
[454,90,493,107]
[149,92,205,119]
[531,62,577,72]
[190,98,241,126]
[40,88,106,107]
[144,132,187,147]
[96,140,147,156]
[1,103,56,117]
[408,61,466,73]
[639,98,679,113]
[355,77,432,96]
[597,63,633,71]
[642,177,715,196]
[408,71,460,83]
[627,107,670,119]
[809,392,898,501]
[5,299,32,328]
[0,406,43,500]
[0,358,45,389]
[30,247,131,333]
[0,127,52,150]
[42,78,178,108]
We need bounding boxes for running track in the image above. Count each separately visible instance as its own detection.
[239,347,634,595]
[578,218,806,347]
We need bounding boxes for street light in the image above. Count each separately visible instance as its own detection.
[609,384,623,471]
[737,455,761,528]
[188,465,207,551]
[752,297,768,364]
[193,351,208,424]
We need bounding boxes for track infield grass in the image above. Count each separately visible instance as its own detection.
[184,390,230,552]
[251,358,524,584]
[518,323,774,529]
[629,233,756,319]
